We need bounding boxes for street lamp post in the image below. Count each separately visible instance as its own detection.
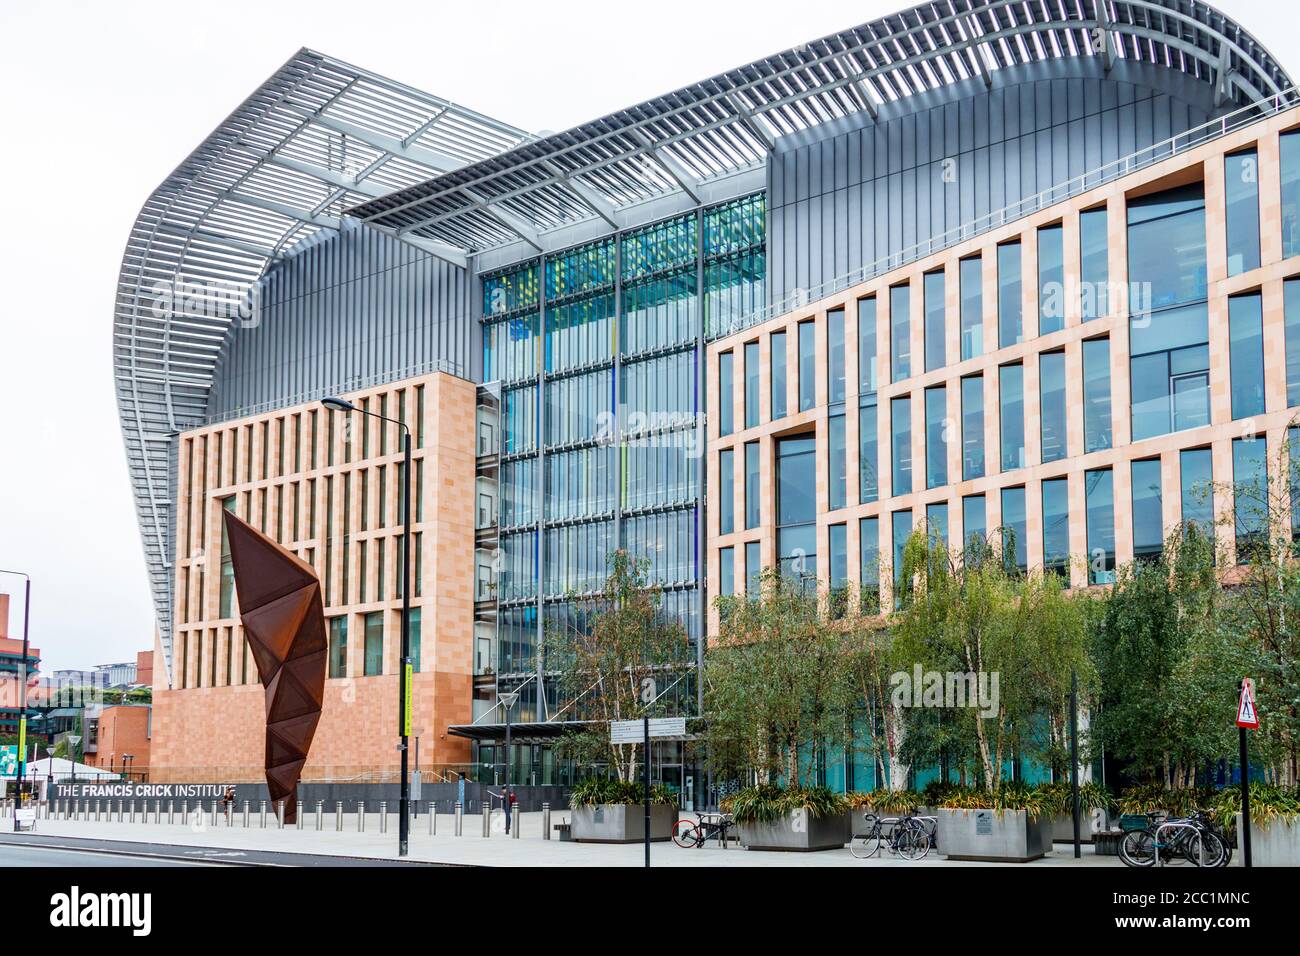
[499,690,519,834]
[324,397,413,857]
[1,570,31,831]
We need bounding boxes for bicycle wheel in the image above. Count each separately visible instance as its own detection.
[672,820,701,848]
[849,829,881,859]
[1120,829,1157,867]
[898,826,931,861]
[1191,830,1227,867]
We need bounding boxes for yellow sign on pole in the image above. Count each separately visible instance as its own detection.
[17,717,25,762]
[402,663,413,737]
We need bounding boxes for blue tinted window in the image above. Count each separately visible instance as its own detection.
[1282,131,1300,258]
[719,547,734,596]
[1132,458,1163,562]
[960,256,983,359]
[892,510,913,588]
[962,375,984,480]
[718,352,734,436]
[962,494,986,554]
[1001,486,1027,573]
[745,441,760,529]
[860,516,880,606]
[744,340,760,429]
[1180,447,1213,535]
[1040,351,1067,463]
[1225,149,1261,276]
[1080,207,1109,321]
[829,414,846,510]
[1229,293,1265,421]
[891,283,911,381]
[1286,279,1300,408]
[998,242,1022,348]
[828,308,846,405]
[770,330,787,420]
[1083,337,1112,453]
[745,540,762,596]
[926,501,948,548]
[924,270,946,372]
[719,448,734,534]
[1127,183,1206,310]
[1086,468,1116,584]
[1038,224,1065,334]
[859,394,879,504]
[1042,478,1070,579]
[798,322,815,412]
[858,297,878,393]
[925,386,947,489]
[1000,363,1025,471]
[1233,437,1268,562]
[829,524,848,590]
[891,395,912,495]
[1130,302,1210,441]
[776,436,816,525]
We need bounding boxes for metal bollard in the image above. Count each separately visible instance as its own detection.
[167,800,174,825]
[513,803,521,839]
[225,802,232,828]
[482,803,491,837]
[429,800,435,835]
[129,799,136,823]
[260,800,267,828]
[116,799,123,823]
[243,800,250,828]
[154,800,161,824]
[276,800,285,829]
[296,801,303,829]
[455,801,463,836]
[336,801,344,831]
[380,801,388,834]
[358,800,366,832]
[316,801,323,831]
[543,803,551,840]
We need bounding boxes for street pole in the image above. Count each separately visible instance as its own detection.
[1070,668,1081,859]
[1239,678,1253,868]
[4,572,31,830]
[399,429,412,857]
[643,709,650,869]
[504,697,512,834]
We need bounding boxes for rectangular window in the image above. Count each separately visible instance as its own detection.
[770,330,788,420]
[1233,436,1268,562]
[859,394,879,504]
[1229,292,1265,421]
[925,386,947,489]
[828,307,846,405]
[1083,337,1112,453]
[998,241,1022,348]
[719,448,734,534]
[892,510,912,592]
[1286,278,1300,408]
[363,612,383,676]
[1283,130,1300,258]
[858,297,878,393]
[1080,207,1109,321]
[961,375,984,480]
[777,436,817,580]
[1000,363,1024,471]
[1225,148,1261,276]
[328,616,347,678]
[719,546,734,596]
[891,395,912,495]
[960,256,982,359]
[924,270,945,372]
[745,441,761,528]
[829,413,846,510]
[926,501,948,547]
[219,496,235,617]
[1001,486,1027,573]
[1132,459,1164,562]
[1041,478,1070,579]
[744,340,761,429]
[798,321,815,412]
[859,516,880,613]
[408,607,421,673]
[1040,350,1067,463]
[890,283,911,382]
[718,351,734,436]
[1180,447,1214,536]
[745,540,762,596]
[1086,468,1116,584]
[1038,223,1065,335]
[962,493,986,554]
[829,523,848,616]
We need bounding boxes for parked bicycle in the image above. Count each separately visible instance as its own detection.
[849,810,933,860]
[672,812,736,848]
[1119,811,1231,868]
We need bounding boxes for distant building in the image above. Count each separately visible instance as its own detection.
[0,591,40,737]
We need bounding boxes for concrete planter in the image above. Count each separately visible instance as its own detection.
[737,809,851,852]
[1234,814,1300,866]
[1047,808,1106,844]
[571,803,676,843]
[936,808,1048,862]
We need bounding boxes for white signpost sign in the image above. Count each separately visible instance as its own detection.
[610,717,686,744]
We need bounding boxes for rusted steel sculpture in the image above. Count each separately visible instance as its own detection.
[223,511,326,824]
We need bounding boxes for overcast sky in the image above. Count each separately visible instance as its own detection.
[0,0,1292,673]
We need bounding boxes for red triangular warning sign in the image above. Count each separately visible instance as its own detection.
[1237,679,1259,729]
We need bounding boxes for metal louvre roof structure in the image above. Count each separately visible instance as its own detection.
[114,49,530,677]
[348,0,1291,257]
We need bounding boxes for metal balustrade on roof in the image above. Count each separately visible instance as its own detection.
[347,0,1292,257]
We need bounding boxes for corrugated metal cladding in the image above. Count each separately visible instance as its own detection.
[206,219,473,419]
[767,62,1220,304]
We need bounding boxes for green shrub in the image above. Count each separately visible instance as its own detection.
[845,789,923,814]
[1209,785,1300,830]
[725,784,848,824]
[569,778,677,809]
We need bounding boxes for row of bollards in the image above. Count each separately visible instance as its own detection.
[3,797,559,839]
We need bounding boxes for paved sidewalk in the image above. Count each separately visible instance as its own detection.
[0,811,1122,867]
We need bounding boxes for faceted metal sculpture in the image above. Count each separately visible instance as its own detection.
[223,511,326,824]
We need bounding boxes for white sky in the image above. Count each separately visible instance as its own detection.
[0,0,1293,672]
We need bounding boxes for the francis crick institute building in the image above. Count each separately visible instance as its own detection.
[116,0,1300,802]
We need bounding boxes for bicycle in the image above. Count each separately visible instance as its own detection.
[849,810,932,860]
[1119,811,1229,868]
[672,811,736,848]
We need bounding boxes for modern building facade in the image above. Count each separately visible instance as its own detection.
[115,2,1298,793]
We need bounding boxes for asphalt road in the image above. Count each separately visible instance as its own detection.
[0,832,446,866]
[0,843,215,867]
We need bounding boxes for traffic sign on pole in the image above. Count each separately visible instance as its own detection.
[1237,677,1259,729]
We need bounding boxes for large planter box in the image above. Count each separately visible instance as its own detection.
[1047,808,1105,844]
[936,808,1048,862]
[737,809,851,852]
[571,803,676,843]
[1233,814,1300,866]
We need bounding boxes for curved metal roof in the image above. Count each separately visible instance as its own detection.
[114,49,530,677]
[349,0,1292,255]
